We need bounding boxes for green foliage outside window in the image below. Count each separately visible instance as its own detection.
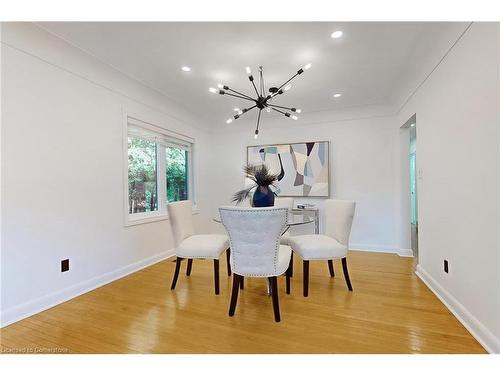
[166,147,188,203]
[128,137,157,213]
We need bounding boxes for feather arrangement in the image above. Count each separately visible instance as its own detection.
[232,164,279,204]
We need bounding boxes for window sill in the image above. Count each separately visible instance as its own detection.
[125,207,200,227]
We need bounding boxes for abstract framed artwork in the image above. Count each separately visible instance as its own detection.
[247,141,330,197]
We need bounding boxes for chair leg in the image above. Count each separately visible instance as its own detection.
[170,257,183,290]
[290,252,294,278]
[186,259,193,276]
[303,260,310,297]
[269,276,281,322]
[240,276,244,290]
[286,256,293,294]
[214,259,220,295]
[229,274,241,316]
[226,248,231,276]
[328,259,335,277]
[341,257,353,291]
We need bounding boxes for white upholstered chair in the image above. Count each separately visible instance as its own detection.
[274,197,294,246]
[167,200,230,295]
[288,199,356,296]
[219,206,293,322]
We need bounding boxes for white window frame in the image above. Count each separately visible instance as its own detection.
[123,111,198,226]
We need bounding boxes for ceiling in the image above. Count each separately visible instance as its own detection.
[37,22,468,125]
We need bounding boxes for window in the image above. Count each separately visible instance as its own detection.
[125,116,194,224]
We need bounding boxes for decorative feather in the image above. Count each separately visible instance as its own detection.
[231,187,254,204]
[232,164,279,204]
[243,164,279,186]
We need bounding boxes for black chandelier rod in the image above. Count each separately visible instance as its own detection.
[267,103,296,111]
[233,104,258,120]
[226,87,254,100]
[250,79,260,97]
[255,109,262,134]
[270,107,291,118]
[269,72,300,98]
[259,67,265,97]
[223,92,256,102]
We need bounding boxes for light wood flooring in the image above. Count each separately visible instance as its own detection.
[0,251,486,353]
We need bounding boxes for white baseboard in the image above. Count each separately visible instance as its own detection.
[0,249,175,328]
[397,248,414,257]
[415,265,500,354]
[350,244,414,257]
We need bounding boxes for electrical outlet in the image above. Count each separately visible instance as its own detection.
[61,259,70,272]
[444,259,449,274]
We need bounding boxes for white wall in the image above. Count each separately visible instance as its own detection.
[210,111,400,253]
[396,22,500,353]
[0,23,213,326]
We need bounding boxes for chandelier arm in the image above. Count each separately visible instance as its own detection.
[255,109,262,132]
[224,92,256,102]
[227,88,254,100]
[250,79,260,97]
[240,105,257,116]
[270,107,290,117]
[267,104,295,111]
[271,72,300,98]
[232,105,257,120]
[259,68,265,96]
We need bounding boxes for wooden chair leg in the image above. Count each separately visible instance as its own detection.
[240,276,244,290]
[328,259,335,277]
[226,249,231,276]
[341,257,353,291]
[269,276,281,322]
[186,259,193,276]
[229,274,241,316]
[290,252,294,278]
[214,259,220,295]
[170,257,183,290]
[303,260,309,297]
[286,256,293,294]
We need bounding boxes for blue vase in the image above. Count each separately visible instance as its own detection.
[252,186,275,207]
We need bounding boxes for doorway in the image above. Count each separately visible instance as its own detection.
[409,120,418,260]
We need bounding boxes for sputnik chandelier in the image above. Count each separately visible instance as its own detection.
[209,63,312,139]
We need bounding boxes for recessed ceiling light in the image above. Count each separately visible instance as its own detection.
[331,30,343,39]
[181,66,191,72]
[333,93,342,98]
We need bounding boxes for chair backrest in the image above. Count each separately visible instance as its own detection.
[167,200,195,247]
[219,206,288,277]
[274,197,294,213]
[324,199,356,247]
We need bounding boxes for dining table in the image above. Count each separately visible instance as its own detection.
[213,208,319,234]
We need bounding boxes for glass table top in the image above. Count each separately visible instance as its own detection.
[213,210,315,226]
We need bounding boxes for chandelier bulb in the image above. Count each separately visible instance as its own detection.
[217,83,224,89]
[246,66,252,75]
[296,109,302,113]
[226,118,233,124]
[209,87,217,94]
[254,130,259,139]
[291,115,298,121]
[303,63,312,71]
[266,107,271,113]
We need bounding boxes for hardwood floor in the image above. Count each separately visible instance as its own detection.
[0,251,486,354]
